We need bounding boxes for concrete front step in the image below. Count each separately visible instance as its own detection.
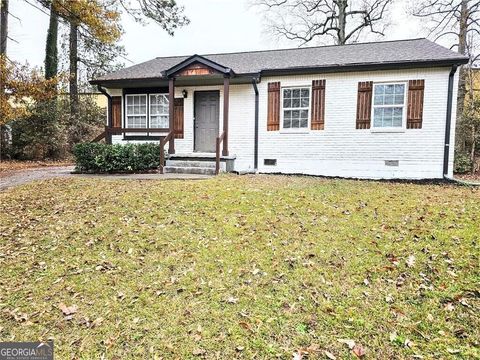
[165,160,216,168]
[164,166,216,175]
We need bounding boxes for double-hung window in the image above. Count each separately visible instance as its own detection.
[125,94,147,128]
[149,94,169,129]
[282,87,310,130]
[372,83,406,129]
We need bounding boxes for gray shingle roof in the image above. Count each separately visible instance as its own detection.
[93,38,468,83]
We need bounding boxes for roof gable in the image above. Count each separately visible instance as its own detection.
[164,54,234,78]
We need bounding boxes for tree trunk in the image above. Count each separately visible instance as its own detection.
[0,0,9,162]
[470,124,475,173]
[337,0,347,45]
[455,0,468,150]
[69,21,78,116]
[45,5,58,80]
[0,0,7,55]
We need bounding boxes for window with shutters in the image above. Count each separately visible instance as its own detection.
[371,83,406,129]
[281,87,310,130]
[125,94,147,128]
[149,94,169,129]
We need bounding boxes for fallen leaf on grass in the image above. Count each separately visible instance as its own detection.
[58,303,77,316]
[389,332,397,342]
[225,296,238,304]
[352,344,366,358]
[192,348,206,356]
[337,339,356,349]
[447,349,461,354]
[444,302,455,311]
[406,255,416,268]
[324,350,336,359]
[385,294,394,303]
[404,339,414,348]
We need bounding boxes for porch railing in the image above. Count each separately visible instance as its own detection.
[159,130,175,174]
[106,127,170,135]
[215,131,226,175]
[91,131,106,143]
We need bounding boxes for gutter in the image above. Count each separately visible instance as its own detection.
[443,65,458,179]
[251,76,260,171]
[97,85,112,144]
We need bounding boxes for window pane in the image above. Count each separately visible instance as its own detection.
[283,89,292,99]
[385,85,394,94]
[373,106,403,128]
[292,89,300,98]
[301,97,309,107]
[375,85,385,95]
[283,98,291,108]
[373,108,383,127]
[127,115,146,128]
[374,95,384,105]
[394,84,405,94]
[300,119,308,128]
[300,110,309,118]
[292,98,300,107]
[291,118,299,128]
[301,89,309,98]
[384,94,394,105]
[394,93,404,105]
[150,115,169,128]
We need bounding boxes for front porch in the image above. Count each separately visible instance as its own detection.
[97,55,249,175]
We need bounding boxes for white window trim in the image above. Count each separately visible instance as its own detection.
[149,93,170,129]
[280,86,312,133]
[370,81,407,133]
[125,93,148,129]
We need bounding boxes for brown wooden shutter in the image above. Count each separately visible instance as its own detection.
[267,82,281,131]
[311,80,326,130]
[174,98,184,138]
[407,79,425,129]
[356,81,373,129]
[111,96,121,128]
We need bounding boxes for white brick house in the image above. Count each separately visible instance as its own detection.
[91,39,468,179]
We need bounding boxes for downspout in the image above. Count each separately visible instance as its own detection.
[97,85,112,144]
[252,76,260,171]
[443,65,458,179]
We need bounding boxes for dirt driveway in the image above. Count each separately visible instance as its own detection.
[0,166,75,191]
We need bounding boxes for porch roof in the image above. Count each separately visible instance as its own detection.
[91,38,468,87]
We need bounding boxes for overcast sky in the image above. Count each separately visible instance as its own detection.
[8,0,428,69]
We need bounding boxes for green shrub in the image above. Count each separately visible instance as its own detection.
[73,143,161,173]
[454,151,473,174]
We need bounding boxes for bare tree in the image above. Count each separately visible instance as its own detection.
[253,0,394,45]
[412,0,479,140]
[0,0,8,161]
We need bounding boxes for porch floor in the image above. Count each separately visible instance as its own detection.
[168,152,237,160]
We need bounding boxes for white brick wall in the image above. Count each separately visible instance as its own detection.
[258,67,458,179]
[106,66,458,179]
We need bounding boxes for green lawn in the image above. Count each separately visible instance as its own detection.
[0,175,479,359]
